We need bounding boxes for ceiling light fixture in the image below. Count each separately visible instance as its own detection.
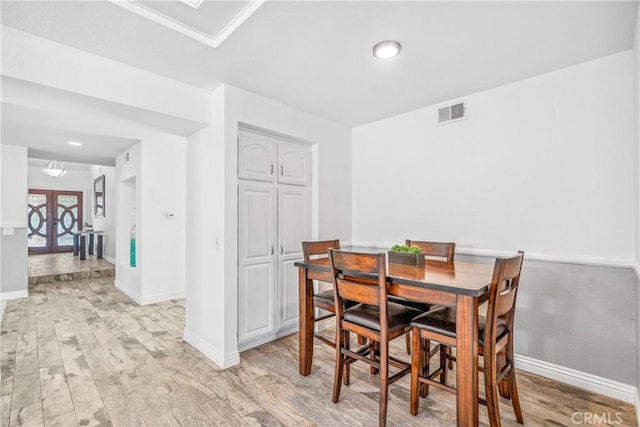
[178,0,204,9]
[67,141,83,147]
[42,160,68,178]
[373,40,401,59]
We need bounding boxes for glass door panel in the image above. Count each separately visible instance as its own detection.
[28,189,83,254]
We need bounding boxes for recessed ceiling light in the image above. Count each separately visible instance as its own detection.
[178,0,204,9]
[373,40,401,60]
[67,141,83,147]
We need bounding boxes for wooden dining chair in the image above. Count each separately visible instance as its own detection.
[409,251,525,427]
[397,240,456,354]
[329,249,420,427]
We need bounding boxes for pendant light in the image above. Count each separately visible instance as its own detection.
[42,160,68,177]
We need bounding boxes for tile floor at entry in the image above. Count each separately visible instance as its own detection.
[0,277,636,427]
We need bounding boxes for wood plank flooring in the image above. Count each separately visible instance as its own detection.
[1,278,636,427]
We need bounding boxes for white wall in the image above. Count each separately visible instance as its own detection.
[1,26,211,125]
[115,137,186,306]
[0,145,28,298]
[352,50,639,392]
[633,3,640,415]
[184,84,352,368]
[352,51,635,266]
[115,143,142,301]
[87,165,116,261]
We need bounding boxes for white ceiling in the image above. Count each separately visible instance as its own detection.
[2,1,636,128]
[0,0,637,168]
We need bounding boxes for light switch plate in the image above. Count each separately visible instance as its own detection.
[2,228,15,236]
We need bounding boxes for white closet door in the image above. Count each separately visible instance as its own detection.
[238,131,277,183]
[238,181,277,344]
[277,185,311,330]
[278,141,311,186]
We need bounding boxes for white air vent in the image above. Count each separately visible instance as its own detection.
[437,101,467,125]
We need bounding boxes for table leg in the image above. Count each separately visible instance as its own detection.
[73,234,79,256]
[79,235,86,261]
[88,233,94,256]
[298,267,314,376]
[97,235,103,259]
[456,294,478,427]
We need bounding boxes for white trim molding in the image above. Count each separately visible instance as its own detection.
[515,354,637,404]
[0,290,29,301]
[140,290,185,306]
[103,255,116,265]
[115,279,142,305]
[183,328,240,369]
[110,0,265,48]
[115,281,184,306]
[0,223,27,229]
[351,241,636,269]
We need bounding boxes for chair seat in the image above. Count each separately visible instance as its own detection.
[411,307,508,346]
[345,302,421,332]
[313,289,358,309]
[388,295,432,312]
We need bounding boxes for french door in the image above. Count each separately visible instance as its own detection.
[28,189,83,254]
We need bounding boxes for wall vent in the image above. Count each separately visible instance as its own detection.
[437,101,467,125]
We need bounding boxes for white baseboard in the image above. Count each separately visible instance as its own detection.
[0,301,6,322]
[103,255,116,265]
[515,354,637,404]
[115,280,142,305]
[635,389,640,427]
[237,325,298,352]
[0,290,28,301]
[183,328,240,369]
[140,290,184,305]
[114,280,183,306]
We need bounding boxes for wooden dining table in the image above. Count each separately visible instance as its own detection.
[295,248,495,427]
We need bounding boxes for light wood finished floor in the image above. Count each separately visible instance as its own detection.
[1,278,636,427]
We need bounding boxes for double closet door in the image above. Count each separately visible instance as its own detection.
[238,129,311,350]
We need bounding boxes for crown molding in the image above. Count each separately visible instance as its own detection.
[110,0,265,48]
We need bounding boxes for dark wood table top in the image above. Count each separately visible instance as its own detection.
[294,247,494,297]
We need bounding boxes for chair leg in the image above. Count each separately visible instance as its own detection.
[405,332,411,354]
[497,348,510,399]
[484,351,501,427]
[447,347,454,369]
[504,338,523,424]
[419,338,429,398]
[410,329,422,416]
[344,331,350,386]
[378,339,389,427]
[332,330,346,403]
[509,369,524,424]
[370,341,380,375]
[439,344,448,385]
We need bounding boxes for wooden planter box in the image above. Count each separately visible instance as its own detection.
[388,251,425,267]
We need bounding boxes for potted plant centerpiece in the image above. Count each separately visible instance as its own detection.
[388,244,425,267]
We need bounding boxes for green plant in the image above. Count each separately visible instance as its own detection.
[390,244,422,254]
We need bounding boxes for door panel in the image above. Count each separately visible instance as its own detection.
[238,130,277,183]
[278,186,310,256]
[238,181,277,345]
[278,141,311,186]
[28,189,83,254]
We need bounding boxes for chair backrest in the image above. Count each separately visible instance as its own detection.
[484,251,524,347]
[328,249,388,320]
[302,239,340,261]
[405,240,455,262]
